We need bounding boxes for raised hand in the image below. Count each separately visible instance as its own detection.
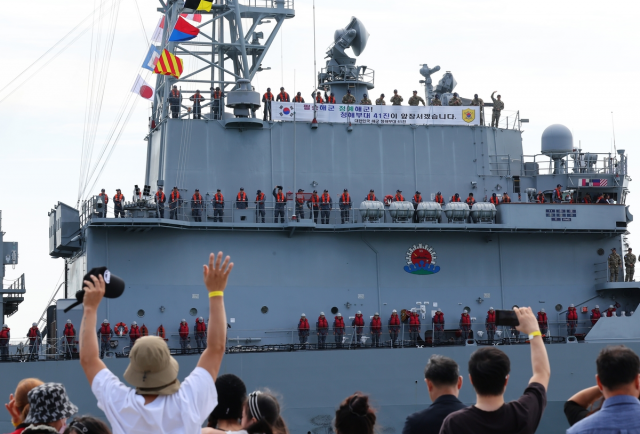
[203,252,234,294]
[83,274,105,310]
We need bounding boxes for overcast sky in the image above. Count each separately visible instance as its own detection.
[0,0,638,334]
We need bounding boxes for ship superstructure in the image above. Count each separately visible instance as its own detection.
[0,1,638,433]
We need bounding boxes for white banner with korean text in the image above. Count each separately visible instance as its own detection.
[272,103,480,126]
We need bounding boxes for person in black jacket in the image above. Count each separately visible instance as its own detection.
[403,355,465,434]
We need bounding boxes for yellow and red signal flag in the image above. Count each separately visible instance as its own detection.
[153,49,183,79]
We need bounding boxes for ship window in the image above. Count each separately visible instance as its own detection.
[189,308,198,316]
[597,248,605,256]
[513,176,520,193]
[261,306,269,314]
[137,309,145,318]
[555,304,563,312]
[331,306,339,314]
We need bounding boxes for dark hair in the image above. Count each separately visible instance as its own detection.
[208,374,247,427]
[468,347,511,396]
[63,416,111,434]
[597,345,640,390]
[244,390,288,434]
[334,393,376,434]
[425,355,459,387]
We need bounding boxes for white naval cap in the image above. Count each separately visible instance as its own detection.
[357,311,362,314]
[337,313,342,317]
[103,319,109,324]
[392,309,397,313]
[375,312,379,316]
[463,310,468,314]
[301,313,306,317]
[32,322,37,327]
[489,307,494,310]
[569,304,575,307]
[320,312,325,316]
[132,321,137,326]
[67,319,72,324]
[595,305,599,309]
[2,324,7,328]
[437,308,442,312]
[609,305,614,308]
[411,308,416,312]
[181,319,186,322]
[540,308,545,313]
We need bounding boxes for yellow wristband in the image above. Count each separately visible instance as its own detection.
[12,421,18,428]
[208,291,224,298]
[528,331,542,340]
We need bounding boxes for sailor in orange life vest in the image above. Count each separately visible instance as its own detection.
[465,192,476,206]
[566,303,578,336]
[537,308,548,336]
[307,190,320,223]
[295,189,305,219]
[316,313,329,349]
[606,304,617,317]
[169,85,182,118]
[352,311,365,347]
[293,92,304,103]
[113,188,125,218]
[536,191,545,203]
[339,188,352,224]
[333,313,345,348]
[432,308,445,343]
[325,92,336,104]
[154,186,166,218]
[412,191,422,223]
[450,193,461,202]
[236,187,248,210]
[255,189,266,223]
[590,305,601,325]
[211,86,223,120]
[63,319,76,358]
[553,184,563,203]
[195,317,207,351]
[179,319,189,354]
[262,87,274,121]
[191,188,203,222]
[365,189,377,201]
[129,321,141,347]
[370,313,382,347]
[273,186,286,223]
[320,189,332,224]
[502,192,512,203]
[434,191,444,204]
[97,319,113,359]
[458,310,471,341]
[98,188,109,217]
[27,322,41,360]
[169,186,181,220]
[213,188,224,222]
[393,189,405,202]
[389,309,400,345]
[490,192,500,205]
[485,307,496,342]
[297,314,309,347]
[409,308,421,345]
[0,324,9,360]
[276,87,290,102]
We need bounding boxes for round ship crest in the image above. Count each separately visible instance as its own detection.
[404,243,441,275]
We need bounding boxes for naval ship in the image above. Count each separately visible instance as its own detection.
[1,1,639,433]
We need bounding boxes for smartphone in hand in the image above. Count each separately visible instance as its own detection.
[495,310,520,327]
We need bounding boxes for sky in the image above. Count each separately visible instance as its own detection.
[0,0,639,334]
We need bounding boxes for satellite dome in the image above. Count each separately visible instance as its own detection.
[541,124,573,158]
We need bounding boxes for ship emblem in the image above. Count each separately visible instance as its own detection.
[462,108,475,123]
[404,244,441,275]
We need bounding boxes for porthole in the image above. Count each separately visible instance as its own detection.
[137,309,145,318]
[261,306,269,314]
[189,308,198,316]
[464,306,471,313]
[331,306,339,314]
[512,305,519,309]
[597,248,605,256]
[555,304,563,312]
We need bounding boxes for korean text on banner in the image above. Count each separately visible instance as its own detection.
[273,103,481,126]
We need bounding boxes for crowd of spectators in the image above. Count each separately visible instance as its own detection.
[3,252,640,434]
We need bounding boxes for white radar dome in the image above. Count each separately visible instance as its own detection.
[541,124,573,158]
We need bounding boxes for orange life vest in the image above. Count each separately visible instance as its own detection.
[434,195,444,204]
[367,193,376,201]
[322,193,330,203]
[171,191,180,201]
[256,192,265,201]
[395,194,404,201]
[413,194,422,203]
[156,191,165,201]
[215,193,224,203]
[279,91,289,101]
[276,192,286,203]
[237,191,247,201]
[192,193,202,203]
[490,196,500,205]
[315,94,324,103]
[326,96,336,103]
[293,95,303,102]
[451,196,461,202]
[263,92,274,101]
[502,195,511,203]
[341,193,350,203]
[213,90,222,100]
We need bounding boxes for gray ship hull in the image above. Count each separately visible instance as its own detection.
[2,342,637,434]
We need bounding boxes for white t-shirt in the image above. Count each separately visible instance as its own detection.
[91,367,217,434]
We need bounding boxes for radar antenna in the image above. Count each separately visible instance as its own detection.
[318,17,374,99]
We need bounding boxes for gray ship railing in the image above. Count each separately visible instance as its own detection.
[0,319,627,361]
[522,151,627,177]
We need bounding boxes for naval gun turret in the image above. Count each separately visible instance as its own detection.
[318,17,374,100]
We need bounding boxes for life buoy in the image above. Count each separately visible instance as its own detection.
[115,322,128,336]
[384,195,394,206]
[157,325,166,339]
[140,324,149,336]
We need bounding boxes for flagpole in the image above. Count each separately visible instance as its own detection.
[293,69,297,220]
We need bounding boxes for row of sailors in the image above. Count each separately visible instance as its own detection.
[538,185,613,204]
[296,305,620,347]
[97,187,513,220]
